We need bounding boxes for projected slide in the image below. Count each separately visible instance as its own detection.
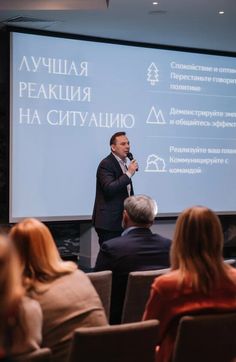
[10,31,236,221]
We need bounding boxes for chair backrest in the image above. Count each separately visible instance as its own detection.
[87,270,112,319]
[172,313,236,362]
[67,319,159,362]
[14,348,52,362]
[121,268,170,323]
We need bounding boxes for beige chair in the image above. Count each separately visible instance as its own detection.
[14,348,52,362]
[172,312,236,362]
[67,319,159,362]
[121,268,170,323]
[87,270,112,319]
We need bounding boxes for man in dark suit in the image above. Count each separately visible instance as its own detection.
[92,132,138,245]
[94,194,171,324]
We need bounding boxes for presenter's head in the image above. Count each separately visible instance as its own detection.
[122,194,158,229]
[110,132,130,161]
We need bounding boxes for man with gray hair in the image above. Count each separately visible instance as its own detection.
[95,194,171,324]
[122,194,158,227]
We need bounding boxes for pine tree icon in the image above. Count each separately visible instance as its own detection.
[147,63,159,86]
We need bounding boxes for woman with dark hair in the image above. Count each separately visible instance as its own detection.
[0,235,42,360]
[143,206,236,362]
[10,218,107,362]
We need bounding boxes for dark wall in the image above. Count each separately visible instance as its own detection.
[0,29,9,223]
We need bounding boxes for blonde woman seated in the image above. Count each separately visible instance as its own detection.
[0,234,42,360]
[10,218,107,362]
[143,206,236,362]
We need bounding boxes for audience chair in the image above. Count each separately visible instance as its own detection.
[172,312,236,362]
[14,348,52,362]
[67,319,159,362]
[121,268,170,323]
[87,270,112,319]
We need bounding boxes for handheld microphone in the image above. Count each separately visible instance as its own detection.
[127,152,138,171]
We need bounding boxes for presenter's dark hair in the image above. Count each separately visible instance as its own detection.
[110,132,126,146]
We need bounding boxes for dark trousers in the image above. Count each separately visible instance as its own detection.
[95,228,123,246]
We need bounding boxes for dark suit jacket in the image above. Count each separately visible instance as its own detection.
[92,153,134,231]
[94,227,171,323]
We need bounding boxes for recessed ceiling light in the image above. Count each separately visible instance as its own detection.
[153,2,159,5]
[218,10,224,15]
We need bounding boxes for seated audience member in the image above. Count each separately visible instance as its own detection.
[10,218,107,362]
[143,206,236,362]
[95,194,171,324]
[0,235,42,360]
